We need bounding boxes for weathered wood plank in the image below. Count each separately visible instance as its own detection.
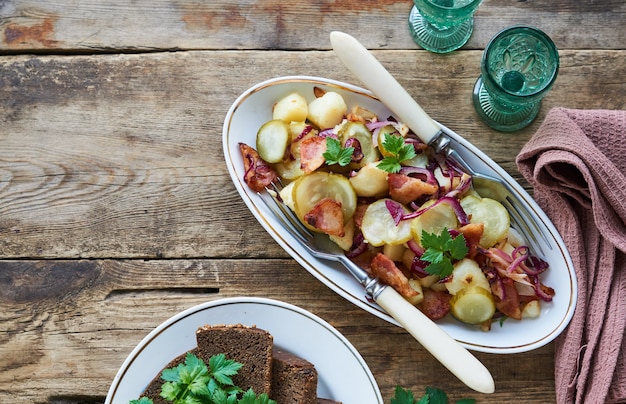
[0,0,624,53]
[1,49,625,259]
[0,258,557,403]
[0,49,623,259]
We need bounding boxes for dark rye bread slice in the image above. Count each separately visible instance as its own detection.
[140,348,199,403]
[271,349,318,404]
[196,324,274,395]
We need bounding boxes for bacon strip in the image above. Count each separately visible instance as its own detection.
[370,253,419,299]
[238,143,277,192]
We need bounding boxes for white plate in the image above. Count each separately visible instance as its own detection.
[106,297,382,403]
[222,76,577,354]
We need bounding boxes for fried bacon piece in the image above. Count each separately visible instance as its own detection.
[313,86,326,98]
[492,277,522,320]
[238,143,277,192]
[303,198,344,237]
[346,105,378,123]
[352,202,370,229]
[418,288,451,321]
[458,222,484,259]
[370,253,419,300]
[299,136,327,174]
[388,173,438,205]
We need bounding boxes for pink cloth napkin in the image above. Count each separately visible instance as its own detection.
[516,108,626,404]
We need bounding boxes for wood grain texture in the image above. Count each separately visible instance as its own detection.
[0,0,625,53]
[1,50,624,260]
[0,259,557,403]
[1,0,624,402]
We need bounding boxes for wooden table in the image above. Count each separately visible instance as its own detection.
[1,1,624,402]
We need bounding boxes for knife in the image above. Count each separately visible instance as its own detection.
[329,30,548,255]
[330,30,495,395]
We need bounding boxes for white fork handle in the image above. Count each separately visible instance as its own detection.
[330,30,441,144]
[375,287,495,394]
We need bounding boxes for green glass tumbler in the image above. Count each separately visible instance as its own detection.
[472,26,559,132]
[408,0,483,53]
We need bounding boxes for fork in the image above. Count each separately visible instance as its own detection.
[259,183,495,394]
[330,30,551,257]
[441,138,550,256]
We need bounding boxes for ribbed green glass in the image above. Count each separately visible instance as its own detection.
[408,0,483,53]
[472,26,559,132]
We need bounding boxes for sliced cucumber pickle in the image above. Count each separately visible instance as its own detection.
[273,122,316,180]
[449,285,496,325]
[460,195,510,248]
[338,121,379,167]
[411,200,459,244]
[361,199,413,246]
[293,171,357,225]
[376,126,399,157]
[256,119,290,163]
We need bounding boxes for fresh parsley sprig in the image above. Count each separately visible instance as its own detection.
[377,133,417,173]
[391,385,476,404]
[420,228,469,278]
[323,137,354,166]
[129,352,276,404]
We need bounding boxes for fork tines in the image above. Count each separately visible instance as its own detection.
[260,182,314,244]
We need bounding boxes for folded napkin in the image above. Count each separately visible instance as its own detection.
[516,108,626,404]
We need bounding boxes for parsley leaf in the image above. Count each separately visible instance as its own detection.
[208,353,243,387]
[391,386,476,404]
[160,352,211,401]
[391,385,416,404]
[129,398,153,404]
[420,228,469,277]
[323,137,354,166]
[377,133,417,173]
[130,352,276,404]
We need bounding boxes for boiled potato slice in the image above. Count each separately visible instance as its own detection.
[406,278,424,305]
[445,258,491,295]
[361,199,413,246]
[349,162,389,197]
[278,181,296,211]
[273,92,308,123]
[383,243,406,262]
[293,171,357,225]
[521,300,541,318]
[411,200,459,244]
[338,121,379,167]
[460,195,510,248]
[449,285,496,324]
[506,226,526,247]
[307,91,347,129]
[329,217,355,251]
[256,119,289,163]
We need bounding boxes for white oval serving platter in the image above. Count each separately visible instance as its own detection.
[222,76,577,354]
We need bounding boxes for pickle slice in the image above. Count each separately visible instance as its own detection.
[256,119,290,163]
[361,199,413,246]
[460,195,510,248]
[293,171,357,225]
[273,122,316,180]
[410,200,459,244]
[338,121,379,167]
[449,286,496,325]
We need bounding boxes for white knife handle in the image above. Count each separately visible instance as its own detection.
[375,287,495,394]
[330,31,442,145]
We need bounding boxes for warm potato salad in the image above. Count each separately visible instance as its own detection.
[239,87,554,330]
